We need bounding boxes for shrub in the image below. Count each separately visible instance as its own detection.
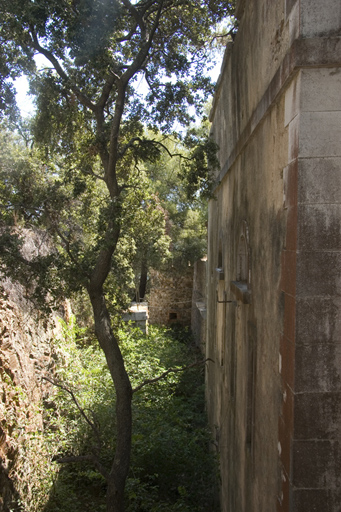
[41,321,219,512]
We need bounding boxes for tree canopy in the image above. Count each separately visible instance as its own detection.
[0,1,236,510]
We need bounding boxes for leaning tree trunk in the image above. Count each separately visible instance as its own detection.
[89,288,132,512]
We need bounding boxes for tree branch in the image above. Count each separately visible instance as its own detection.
[116,21,138,43]
[105,0,164,196]
[118,136,191,161]
[43,208,82,270]
[121,0,147,41]
[29,26,97,112]
[96,71,119,111]
[89,216,120,292]
[151,140,192,161]
[42,375,102,451]
[210,29,236,46]
[118,136,144,158]
[132,358,213,394]
[44,374,110,479]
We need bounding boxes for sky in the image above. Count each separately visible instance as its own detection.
[15,75,35,117]
[14,53,50,117]
[14,52,224,119]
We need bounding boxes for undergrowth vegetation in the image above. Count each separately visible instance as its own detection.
[31,320,220,512]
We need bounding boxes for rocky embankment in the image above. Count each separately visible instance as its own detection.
[0,283,59,512]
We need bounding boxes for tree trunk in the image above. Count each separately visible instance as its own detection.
[89,288,132,512]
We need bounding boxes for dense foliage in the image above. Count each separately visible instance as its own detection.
[145,130,210,267]
[25,322,219,512]
[0,125,170,311]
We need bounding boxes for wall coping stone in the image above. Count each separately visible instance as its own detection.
[211,36,341,192]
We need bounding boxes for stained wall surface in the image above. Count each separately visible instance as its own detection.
[191,259,207,352]
[206,1,341,511]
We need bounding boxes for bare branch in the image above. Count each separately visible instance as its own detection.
[42,375,102,450]
[132,358,213,394]
[210,29,236,46]
[150,140,192,161]
[118,136,191,162]
[44,375,111,480]
[143,69,154,91]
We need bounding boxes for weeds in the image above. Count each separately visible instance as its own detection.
[14,320,219,511]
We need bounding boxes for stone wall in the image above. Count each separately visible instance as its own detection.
[0,230,62,511]
[122,304,148,334]
[206,1,341,511]
[148,267,193,327]
[0,286,59,512]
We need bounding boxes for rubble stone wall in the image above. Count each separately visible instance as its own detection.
[0,286,59,511]
[148,267,194,327]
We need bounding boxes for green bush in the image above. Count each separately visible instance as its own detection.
[42,321,219,512]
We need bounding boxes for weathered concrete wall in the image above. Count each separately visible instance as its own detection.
[191,259,207,352]
[282,63,341,512]
[148,267,193,327]
[207,1,341,511]
[122,304,148,334]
